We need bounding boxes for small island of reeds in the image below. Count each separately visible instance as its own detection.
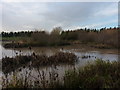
[2,52,78,74]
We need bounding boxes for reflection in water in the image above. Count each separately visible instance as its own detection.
[1,45,60,59]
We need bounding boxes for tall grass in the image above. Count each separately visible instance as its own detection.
[64,59,120,88]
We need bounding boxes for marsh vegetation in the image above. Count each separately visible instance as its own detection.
[2,52,78,74]
[1,27,119,88]
[2,59,120,88]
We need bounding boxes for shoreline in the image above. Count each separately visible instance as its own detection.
[1,42,119,55]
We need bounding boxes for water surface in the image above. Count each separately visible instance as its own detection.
[1,44,119,81]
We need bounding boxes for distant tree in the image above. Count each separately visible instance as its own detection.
[51,27,62,35]
[31,31,49,46]
[49,27,63,45]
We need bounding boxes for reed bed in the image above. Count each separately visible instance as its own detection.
[2,52,78,74]
[64,59,120,88]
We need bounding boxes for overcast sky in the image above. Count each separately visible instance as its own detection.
[0,2,118,32]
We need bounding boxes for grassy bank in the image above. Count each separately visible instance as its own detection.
[2,59,120,88]
[2,37,24,41]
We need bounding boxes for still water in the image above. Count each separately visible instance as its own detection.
[1,44,119,81]
[1,44,119,61]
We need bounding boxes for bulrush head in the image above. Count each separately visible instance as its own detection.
[32,52,36,57]
[28,46,32,50]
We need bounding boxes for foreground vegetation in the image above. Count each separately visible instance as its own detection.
[64,60,120,88]
[2,59,120,88]
[1,27,119,48]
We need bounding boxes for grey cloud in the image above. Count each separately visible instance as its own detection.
[40,2,117,29]
[2,2,117,32]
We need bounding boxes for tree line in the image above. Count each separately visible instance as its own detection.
[1,26,119,48]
